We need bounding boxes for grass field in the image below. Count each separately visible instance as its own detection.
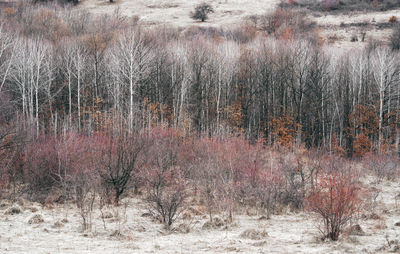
[78,0,400,48]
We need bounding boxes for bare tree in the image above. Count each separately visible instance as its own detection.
[99,129,148,204]
[59,40,76,128]
[0,26,14,94]
[71,43,88,131]
[9,37,51,136]
[144,129,187,229]
[371,47,399,152]
[109,28,153,130]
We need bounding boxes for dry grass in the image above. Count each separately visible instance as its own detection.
[79,0,281,27]
[77,0,400,49]
[0,173,399,253]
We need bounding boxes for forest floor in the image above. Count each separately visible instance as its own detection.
[77,0,400,49]
[1,175,400,253]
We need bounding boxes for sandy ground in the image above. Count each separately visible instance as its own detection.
[1,175,399,253]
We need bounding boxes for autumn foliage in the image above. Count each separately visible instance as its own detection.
[271,114,301,149]
[0,1,399,238]
[353,133,372,157]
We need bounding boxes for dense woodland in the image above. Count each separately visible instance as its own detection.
[0,1,399,240]
[0,2,399,153]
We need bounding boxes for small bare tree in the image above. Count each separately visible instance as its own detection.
[70,136,102,232]
[197,152,219,222]
[146,170,186,229]
[99,129,148,204]
[74,170,97,232]
[144,128,187,229]
[191,2,214,22]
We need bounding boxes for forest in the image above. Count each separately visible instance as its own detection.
[0,1,400,247]
[0,3,399,153]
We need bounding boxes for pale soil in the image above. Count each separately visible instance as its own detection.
[79,0,280,28]
[311,9,400,49]
[1,176,400,253]
[78,0,399,49]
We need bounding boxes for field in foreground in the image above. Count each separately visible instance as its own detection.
[1,176,400,254]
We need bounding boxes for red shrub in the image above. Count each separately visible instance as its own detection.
[22,133,101,204]
[23,136,59,201]
[305,172,363,241]
[363,153,399,182]
[0,93,21,196]
[193,137,286,220]
[0,126,18,195]
[61,133,101,231]
[94,130,149,204]
[144,127,187,228]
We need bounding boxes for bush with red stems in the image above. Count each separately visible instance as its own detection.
[305,171,363,241]
[144,127,188,228]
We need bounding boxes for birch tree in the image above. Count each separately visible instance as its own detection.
[0,26,14,94]
[109,29,153,130]
[71,43,88,131]
[371,47,399,152]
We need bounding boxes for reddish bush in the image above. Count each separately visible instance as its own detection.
[229,24,258,44]
[322,0,340,11]
[193,137,287,220]
[259,8,315,39]
[305,172,363,241]
[95,129,149,204]
[254,161,284,217]
[189,138,219,221]
[363,153,399,182]
[0,127,20,196]
[23,136,60,201]
[22,132,101,205]
[72,162,99,232]
[146,167,186,228]
[389,16,397,23]
[0,93,24,197]
[144,127,187,228]
[59,133,101,231]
